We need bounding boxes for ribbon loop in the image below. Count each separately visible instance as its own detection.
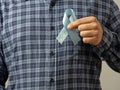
[56,9,81,45]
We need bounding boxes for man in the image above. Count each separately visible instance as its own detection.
[0,0,120,90]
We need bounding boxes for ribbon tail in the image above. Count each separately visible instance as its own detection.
[67,30,81,45]
[56,28,68,44]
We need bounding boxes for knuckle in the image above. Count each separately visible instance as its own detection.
[92,22,98,28]
[93,30,99,36]
[95,30,99,35]
[95,30,100,37]
[90,16,97,21]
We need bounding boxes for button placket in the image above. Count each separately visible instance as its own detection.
[49,77,55,87]
[48,1,57,89]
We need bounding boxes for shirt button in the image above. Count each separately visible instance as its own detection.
[50,51,55,56]
[50,78,54,83]
[50,26,55,31]
[50,1,56,8]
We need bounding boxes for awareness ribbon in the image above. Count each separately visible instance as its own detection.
[56,9,81,45]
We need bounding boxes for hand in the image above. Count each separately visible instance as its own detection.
[67,16,103,46]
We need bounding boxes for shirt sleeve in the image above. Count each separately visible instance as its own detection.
[0,2,8,90]
[0,41,8,89]
[92,0,120,73]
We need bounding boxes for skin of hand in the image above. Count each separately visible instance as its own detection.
[67,16,103,46]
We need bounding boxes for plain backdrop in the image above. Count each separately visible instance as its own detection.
[100,1,120,90]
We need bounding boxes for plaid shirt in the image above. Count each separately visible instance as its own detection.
[0,0,120,90]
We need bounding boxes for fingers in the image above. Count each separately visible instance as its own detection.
[78,22,98,31]
[82,37,99,45]
[80,30,99,37]
[80,30,100,45]
[67,16,97,30]
[67,16,103,46]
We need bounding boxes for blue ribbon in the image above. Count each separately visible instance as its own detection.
[56,9,81,45]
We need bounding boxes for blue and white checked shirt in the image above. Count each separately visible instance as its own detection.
[0,0,120,90]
